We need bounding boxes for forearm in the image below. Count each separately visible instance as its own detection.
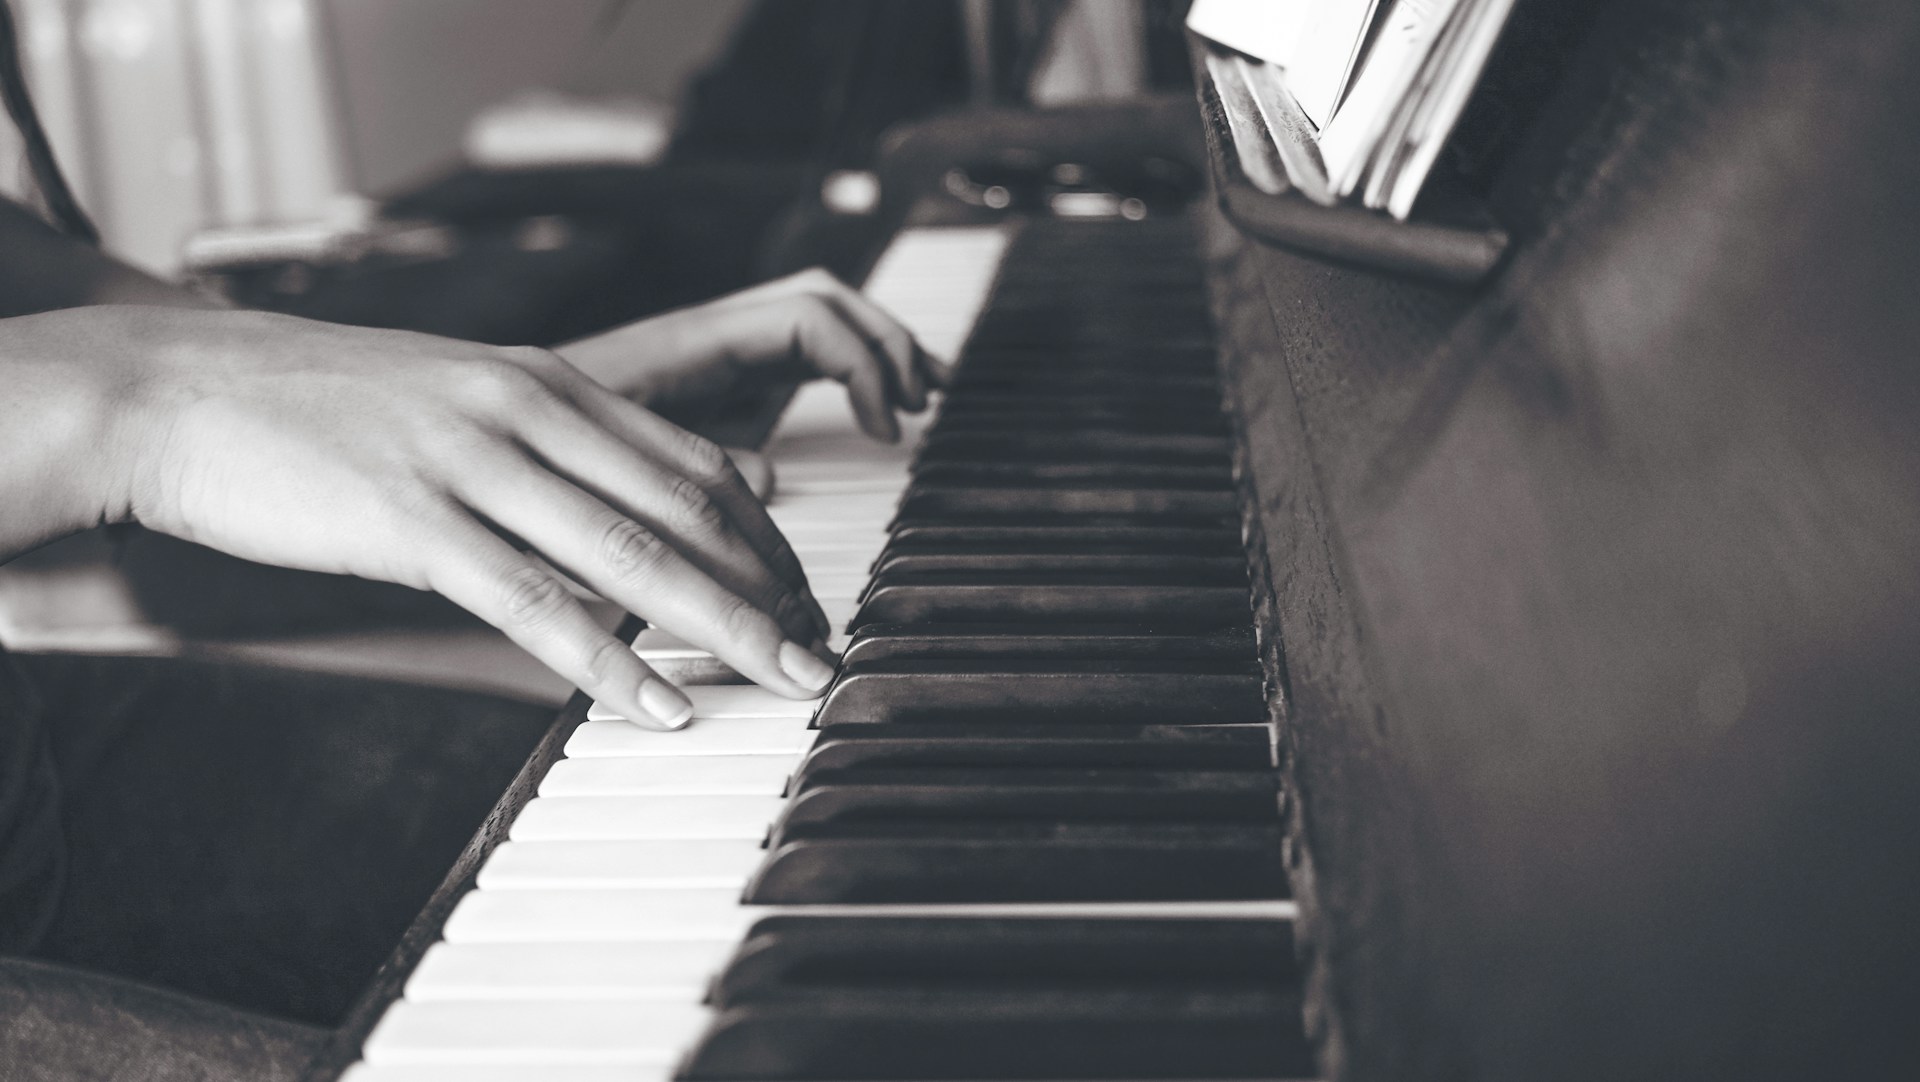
[0,198,223,316]
[0,309,126,561]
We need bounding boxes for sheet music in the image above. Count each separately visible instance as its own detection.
[1186,0,1379,130]
[1284,0,1384,129]
[1183,0,1311,67]
[1379,0,1518,217]
[1315,0,1465,196]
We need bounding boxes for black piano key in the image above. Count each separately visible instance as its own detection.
[771,767,1280,838]
[916,430,1232,464]
[933,385,1223,408]
[910,459,1234,487]
[870,551,1245,579]
[896,484,1239,520]
[839,623,1255,665]
[947,369,1222,395]
[796,723,1275,776]
[851,573,1250,628]
[883,521,1242,553]
[743,820,1290,905]
[681,988,1313,1081]
[816,659,1264,725]
[711,916,1295,1005]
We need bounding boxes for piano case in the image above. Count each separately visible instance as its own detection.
[1201,0,1920,1079]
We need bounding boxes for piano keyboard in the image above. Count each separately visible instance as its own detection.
[338,220,1311,1082]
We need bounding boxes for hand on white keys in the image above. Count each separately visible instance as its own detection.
[557,267,951,444]
[11,306,843,732]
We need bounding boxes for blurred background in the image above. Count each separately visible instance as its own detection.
[0,0,1186,277]
[0,0,1197,698]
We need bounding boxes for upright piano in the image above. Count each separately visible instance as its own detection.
[309,1,1920,1079]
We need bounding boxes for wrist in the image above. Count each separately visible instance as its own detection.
[0,310,143,556]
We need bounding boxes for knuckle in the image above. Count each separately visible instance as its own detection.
[581,636,631,689]
[666,475,728,537]
[600,518,667,580]
[718,592,770,644]
[772,589,810,631]
[503,345,569,377]
[676,433,734,486]
[498,565,571,628]
[458,358,543,412]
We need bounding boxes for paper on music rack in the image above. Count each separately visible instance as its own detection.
[1376,0,1518,218]
[1184,0,1311,67]
[1316,0,1465,198]
[1284,0,1385,128]
[1186,0,1380,130]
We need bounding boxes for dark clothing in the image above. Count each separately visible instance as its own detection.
[0,645,60,956]
[0,649,552,1077]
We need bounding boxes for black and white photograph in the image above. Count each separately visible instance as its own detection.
[0,1,1915,1079]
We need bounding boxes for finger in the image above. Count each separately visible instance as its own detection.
[472,462,835,700]
[779,295,901,442]
[918,338,957,388]
[487,398,823,646]
[725,447,775,501]
[539,371,832,638]
[420,510,695,730]
[816,287,928,410]
[726,269,930,411]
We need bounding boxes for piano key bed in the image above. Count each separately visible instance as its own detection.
[325,219,1313,1082]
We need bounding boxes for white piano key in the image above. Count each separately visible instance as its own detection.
[821,597,862,634]
[564,717,815,758]
[508,795,785,841]
[476,839,766,890]
[345,222,1015,1082]
[363,1000,709,1065]
[586,685,816,724]
[767,503,898,525]
[686,685,819,718]
[629,627,708,662]
[405,940,734,1001]
[344,1066,666,1082]
[538,755,794,796]
[773,464,912,491]
[784,532,890,555]
[443,888,759,943]
[800,571,873,598]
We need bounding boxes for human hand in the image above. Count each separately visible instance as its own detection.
[558,268,948,443]
[11,306,835,729]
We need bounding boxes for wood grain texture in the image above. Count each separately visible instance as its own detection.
[1207,1,1920,1079]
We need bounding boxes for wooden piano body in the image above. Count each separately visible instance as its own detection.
[1212,0,1920,1078]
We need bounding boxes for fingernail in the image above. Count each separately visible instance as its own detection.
[637,677,694,730]
[779,639,837,693]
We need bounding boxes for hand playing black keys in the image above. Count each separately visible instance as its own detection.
[560,268,952,444]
